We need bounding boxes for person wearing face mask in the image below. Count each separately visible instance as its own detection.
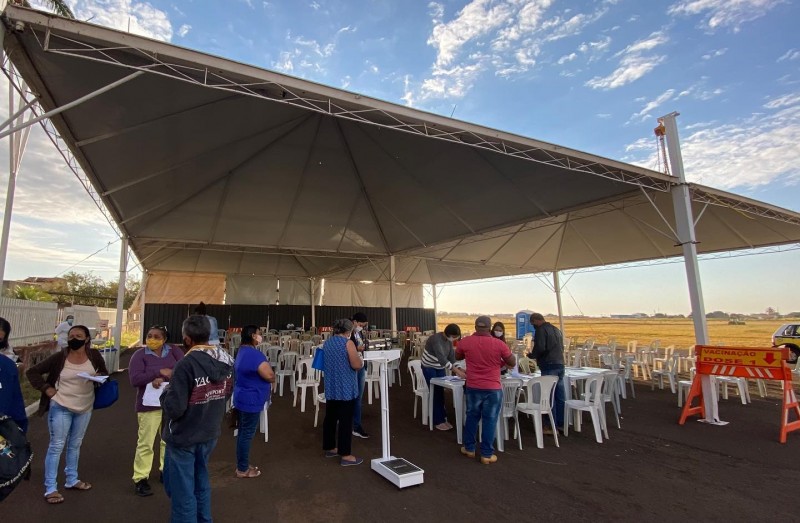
[27,325,109,504]
[128,325,184,497]
[54,314,75,349]
[0,316,17,363]
[232,324,274,479]
[421,324,463,431]
[491,322,510,375]
[350,312,370,439]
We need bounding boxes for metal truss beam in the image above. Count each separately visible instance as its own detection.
[28,26,672,192]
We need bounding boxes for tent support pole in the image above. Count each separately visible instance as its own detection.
[553,271,565,335]
[139,269,148,344]
[661,111,718,424]
[113,236,129,372]
[431,283,438,332]
[310,277,316,329]
[389,256,397,335]
[0,73,34,289]
[0,71,144,140]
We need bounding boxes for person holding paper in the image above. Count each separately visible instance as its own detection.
[26,325,108,504]
[128,325,184,497]
[421,323,462,431]
[232,325,274,479]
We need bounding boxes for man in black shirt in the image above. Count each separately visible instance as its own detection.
[527,312,565,433]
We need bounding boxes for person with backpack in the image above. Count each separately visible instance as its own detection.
[26,325,108,504]
[0,319,27,433]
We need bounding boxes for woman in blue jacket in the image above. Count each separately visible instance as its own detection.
[233,325,274,478]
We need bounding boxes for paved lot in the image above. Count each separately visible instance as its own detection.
[2,352,798,522]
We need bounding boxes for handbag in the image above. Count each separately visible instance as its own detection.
[93,379,119,409]
[311,347,324,371]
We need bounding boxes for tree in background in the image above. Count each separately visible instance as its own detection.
[13,0,74,18]
[10,285,53,301]
[40,271,140,308]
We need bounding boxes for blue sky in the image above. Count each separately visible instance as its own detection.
[3,0,799,315]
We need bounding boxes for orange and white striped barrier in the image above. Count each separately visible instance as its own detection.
[679,345,800,443]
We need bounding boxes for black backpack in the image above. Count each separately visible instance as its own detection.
[0,414,33,502]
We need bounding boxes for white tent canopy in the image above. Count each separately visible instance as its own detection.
[2,6,799,291]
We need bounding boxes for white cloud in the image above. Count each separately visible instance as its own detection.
[667,0,785,32]
[702,48,727,60]
[413,1,613,101]
[557,52,577,65]
[629,89,675,123]
[778,49,800,62]
[178,24,191,38]
[596,113,612,118]
[586,54,666,89]
[586,31,668,90]
[764,93,800,109]
[624,98,800,189]
[429,0,515,67]
[62,0,174,41]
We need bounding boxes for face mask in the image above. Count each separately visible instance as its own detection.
[146,338,164,351]
[448,336,458,342]
[67,319,74,326]
[67,338,85,350]
[355,326,363,332]
[494,330,503,337]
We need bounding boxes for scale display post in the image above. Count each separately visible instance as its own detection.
[363,349,424,488]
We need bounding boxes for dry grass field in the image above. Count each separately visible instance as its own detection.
[437,314,786,348]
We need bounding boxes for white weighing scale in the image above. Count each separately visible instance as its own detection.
[363,349,424,489]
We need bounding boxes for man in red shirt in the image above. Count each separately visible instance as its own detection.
[455,316,516,464]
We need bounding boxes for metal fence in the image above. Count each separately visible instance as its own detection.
[0,297,59,345]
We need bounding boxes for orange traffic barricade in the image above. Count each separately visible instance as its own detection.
[679,345,800,443]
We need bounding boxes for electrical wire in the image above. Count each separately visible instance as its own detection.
[56,237,121,276]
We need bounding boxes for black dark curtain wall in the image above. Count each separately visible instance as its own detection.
[143,304,435,338]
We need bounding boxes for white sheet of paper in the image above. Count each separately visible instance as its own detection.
[77,372,108,383]
[142,383,165,407]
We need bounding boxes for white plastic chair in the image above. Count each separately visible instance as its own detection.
[266,346,281,366]
[275,351,298,396]
[364,360,381,404]
[499,378,522,443]
[599,370,621,429]
[515,375,559,449]
[299,341,314,358]
[407,360,429,424]
[563,374,607,443]
[651,354,680,393]
[387,357,402,387]
[259,399,271,442]
[717,376,750,404]
[293,357,320,412]
[678,367,696,407]
[314,392,326,428]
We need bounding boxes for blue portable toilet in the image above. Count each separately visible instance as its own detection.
[515,310,535,340]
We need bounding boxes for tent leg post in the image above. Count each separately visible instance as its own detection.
[389,256,397,335]
[553,271,565,336]
[661,111,718,424]
[113,236,129,372]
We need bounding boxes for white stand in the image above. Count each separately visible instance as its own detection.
[364,350,424,489]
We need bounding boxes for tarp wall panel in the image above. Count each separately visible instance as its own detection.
[226,275,278,305]
[145,271,225,304]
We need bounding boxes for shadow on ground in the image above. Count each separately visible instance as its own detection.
[2,351,797,522]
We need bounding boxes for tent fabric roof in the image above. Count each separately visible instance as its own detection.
[3,6,800,285]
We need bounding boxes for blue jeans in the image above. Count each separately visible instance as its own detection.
[164,440,217,523]
[353,367,366,431]
[236,411,260,472]
[422,366,447,425]
[45,402,92,495]
[539,364,566,427]
[463,388,502,458]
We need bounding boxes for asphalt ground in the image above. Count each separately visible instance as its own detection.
[2,351,798,522]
